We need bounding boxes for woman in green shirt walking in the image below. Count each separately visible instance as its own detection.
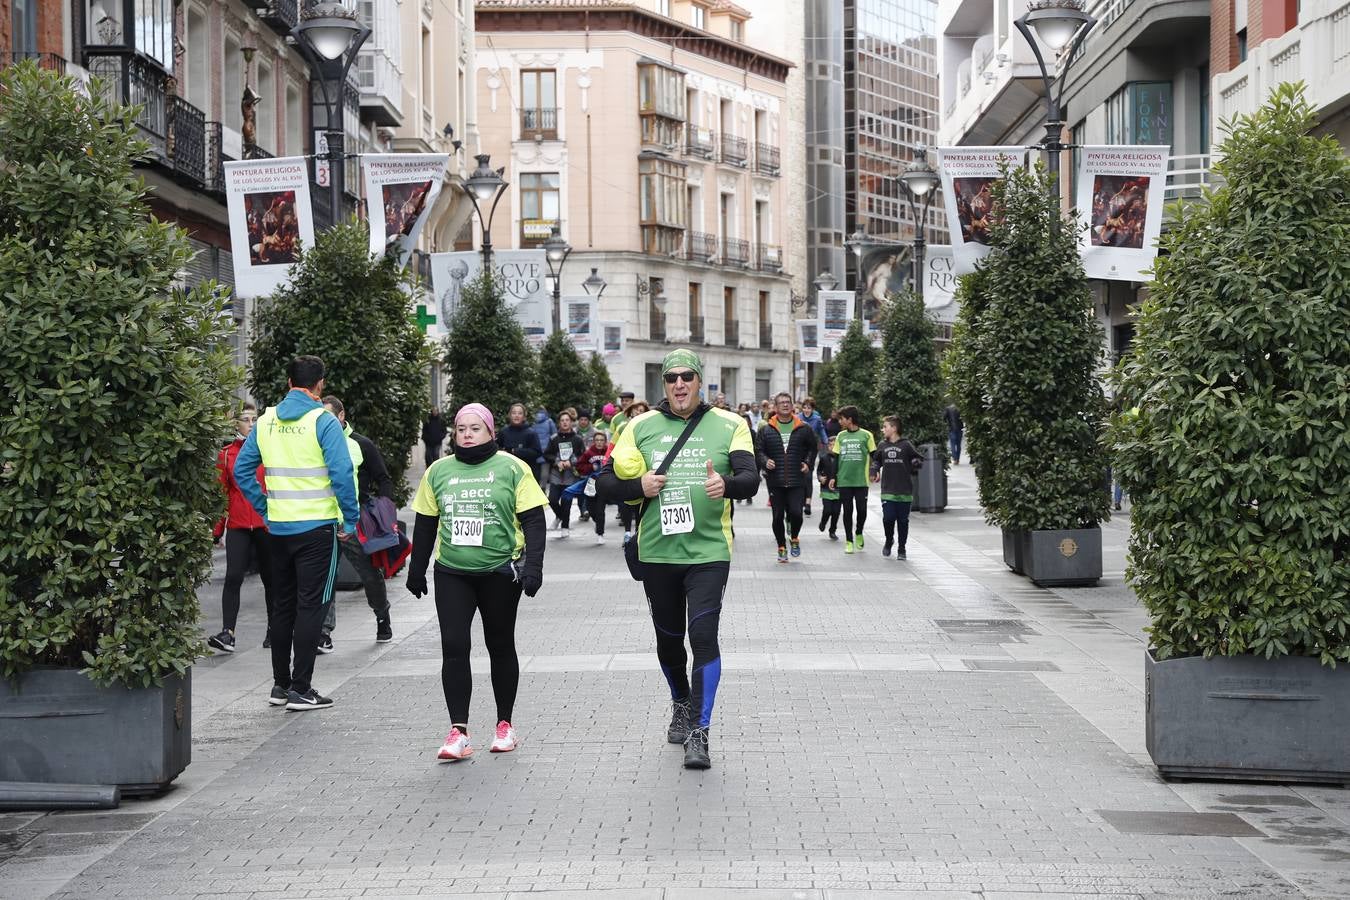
[827,405,877,554]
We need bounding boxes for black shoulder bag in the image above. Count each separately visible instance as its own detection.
[623,410,705,582]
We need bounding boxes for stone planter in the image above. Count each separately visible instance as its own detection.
[1145,650,1350,785]
[0,668,191,796]
[915,443,947,513]
[1001,528,1026,574]
[1022,527,1101,587]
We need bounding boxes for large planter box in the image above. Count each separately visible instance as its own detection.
[1145,650,1350,785]
[1023,527,1101,587]
[0,668,191,795]
[915,443,947,513]
[1002,528,1026,574]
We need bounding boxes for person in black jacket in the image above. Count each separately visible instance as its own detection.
[422,409,448,466]
[756,392,819,562]
[543,410,586,537]
[322,396,395,647]
[870,415,924,560]
[497,402,542,466]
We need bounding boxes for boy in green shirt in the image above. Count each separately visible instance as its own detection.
[827,405,877,554]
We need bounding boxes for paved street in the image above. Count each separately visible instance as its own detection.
[3,465,1349,899]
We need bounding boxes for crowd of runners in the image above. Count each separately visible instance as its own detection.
[209,350,940,770]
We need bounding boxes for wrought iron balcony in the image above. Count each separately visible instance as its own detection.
[243,144,274,160]
[685,127,716,159]
[720,134,748,167]
[690,316,706,344]
[759,322,773,350]
[685,231,718,263]
[755,142,780,176]
[2,51,67,73]
[722,237,750,267]
[84,50,168,158]
[521,107,558,139]
[755,244,783,272]
[724,319,740,346]
[168,95,206,187]
[259,0,299,37]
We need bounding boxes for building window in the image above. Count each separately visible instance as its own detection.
[639,156,688,255]
[1105,82,1173,146]
[692,4,706,29]
[520,172,561,244]
[638,63,685,119]
[689,282,704,343]
[256,59,275,154]
[649,278,667,342]
[521,69,558,137]
[184,5,208,110]
[723,286,738,346]
[731,19,744,42]
[1237,28,1248,62]
[11,0,37,53]
[1105,86,1127,144]
[656,0,671,16]
[224,34,243,133]
[286,83,303,156]
[134,0,175,71]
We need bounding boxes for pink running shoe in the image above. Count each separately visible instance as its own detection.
[489,720,518,753]
[437,727,473,761]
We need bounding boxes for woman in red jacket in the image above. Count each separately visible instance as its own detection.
[208,403,274,653]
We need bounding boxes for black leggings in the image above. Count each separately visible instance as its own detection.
[589,499,606,535]
[548,484,574,528]
[642,561,728,729]
[769,484,805,546]
[817,497,841,535]
[620,501,637,533]
[839,487,868,542]
[882,499,912,551]
[433,565,523,729]
[222,527,274,633]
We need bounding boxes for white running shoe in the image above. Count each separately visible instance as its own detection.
[559,527,569,539]
[595,534,605,545]
[489,720,518,753]
[437,727,473,761]
[623,530,633,543]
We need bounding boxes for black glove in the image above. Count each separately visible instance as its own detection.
[406,572,428,598]
[521,573,542,597]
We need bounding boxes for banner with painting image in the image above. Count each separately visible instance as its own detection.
[362,154,448,266]
[429,249,550,344]
[818,290,853,350]
[565,297,598,352]
[600,321,625,359]
[796,320,823,363]
[1076,146,1170,281]
[935,146,1024,275]
[224,157,315,298]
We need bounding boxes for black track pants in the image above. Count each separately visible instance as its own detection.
[839,487,869,542]
[768,484,806,547]
[642,561,728,729]
[269,525,337,694]
[433,566,523,728]
[222,527,273,633]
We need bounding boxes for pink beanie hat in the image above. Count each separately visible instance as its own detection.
[455,402,495,434]
[603,403,616,417]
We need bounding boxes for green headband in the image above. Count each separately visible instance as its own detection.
[661,348,703,379]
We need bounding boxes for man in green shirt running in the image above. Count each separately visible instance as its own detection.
[597,349,759,769]
[827,405,877,554]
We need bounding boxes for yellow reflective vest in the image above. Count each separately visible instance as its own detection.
[254,407,342,523]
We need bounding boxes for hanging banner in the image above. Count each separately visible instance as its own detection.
[1077,145,1169,281]
[600,321,625,359]
[796,320,823,363]
[818,290,852,349]
[362,153,448,267]
[936,146,1023,275]
[429,250,549,344]
[922,245,960,325]
[565,296,598,352]
[858,244,907,344]
[224,157,315,298]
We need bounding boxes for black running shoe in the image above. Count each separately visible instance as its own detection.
[829,531,838,541]
[268,685,288,707]
[818,517,826,533]
[262,632,271,649]
[375,614,393,644]
[667,697,692,744]
[285,689,333,711]
[897,548,908,560]
[317,634,334,654]
[683,727,711,769]
[883,541,893,558]
[804,503,812,517]
[207,630,235,653]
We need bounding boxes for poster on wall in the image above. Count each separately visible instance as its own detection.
[362,153,448,266]
[858,244,908,344]
[922,245,960,325]
[1076,146,1170,281]
[818,290,853,348]
[600,321,625,359]
[565,297,598,352]
[936,146,1024,275]
[429,250,549,344]
[796,320,823,363]
[224,157,315,298]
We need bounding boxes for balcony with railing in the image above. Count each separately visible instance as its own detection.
[755,244,782,272]
[759,322,773,350]
[205,121,229,194]
[521,107,558,139]
[685,231,718,263]
[723,319,739,346]
[85,50,168,157]
[1163,154,1213,203]
[722,237,750,267]
[685,126,716,159]
[258,0,299,37]
[754,142,780,176]
[357,46,403,127]
[168,95,206,187]
[2,51,67,73]
[690,315,705,344]
[719,134,748,167]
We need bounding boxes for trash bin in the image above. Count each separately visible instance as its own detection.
[915,443,947,513]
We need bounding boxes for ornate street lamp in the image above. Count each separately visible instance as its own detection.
[582,267,607,298]
[291,2,370,227]
[542,226,572,335]
[464,153,508,270]
[899,151,942,301]
[843,229,870,320]
[1014,0,1096,194]
[813,271,838,294]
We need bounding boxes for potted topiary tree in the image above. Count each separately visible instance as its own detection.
[0,63,236,792]
[442,271,538,421]
[537,330,594,417]
[1111,84,1350,783]
[875,290,948,512]
[978,163,1111,586]
[831,318,881,431]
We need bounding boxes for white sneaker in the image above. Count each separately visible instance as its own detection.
[552,517,561,530]
[595,534,605,545]
[437,726,473,761]
[559,527,569,539]
[489,720,518,753]
[623,531,633,543]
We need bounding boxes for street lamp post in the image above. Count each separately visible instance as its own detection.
[1014,0,1096,195]
[582,267,607,298]
[291,1,370,228]
[542,226,572,335]
[844,229,869,321]
[899,153,942,301]
[464,153,508,271]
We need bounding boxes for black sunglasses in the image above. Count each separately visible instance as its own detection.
[663,371,698,384]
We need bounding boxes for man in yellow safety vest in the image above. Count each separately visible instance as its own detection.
[235,355,359,711]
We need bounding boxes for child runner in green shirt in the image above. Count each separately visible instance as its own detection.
[827,405,877,553]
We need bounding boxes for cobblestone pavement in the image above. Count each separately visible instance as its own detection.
[4,465,1349,899]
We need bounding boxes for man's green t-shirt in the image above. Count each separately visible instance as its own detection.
[831,428,877,488]
[610,407,754,564]
[411,451,548,573]
[776,419,794,445]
